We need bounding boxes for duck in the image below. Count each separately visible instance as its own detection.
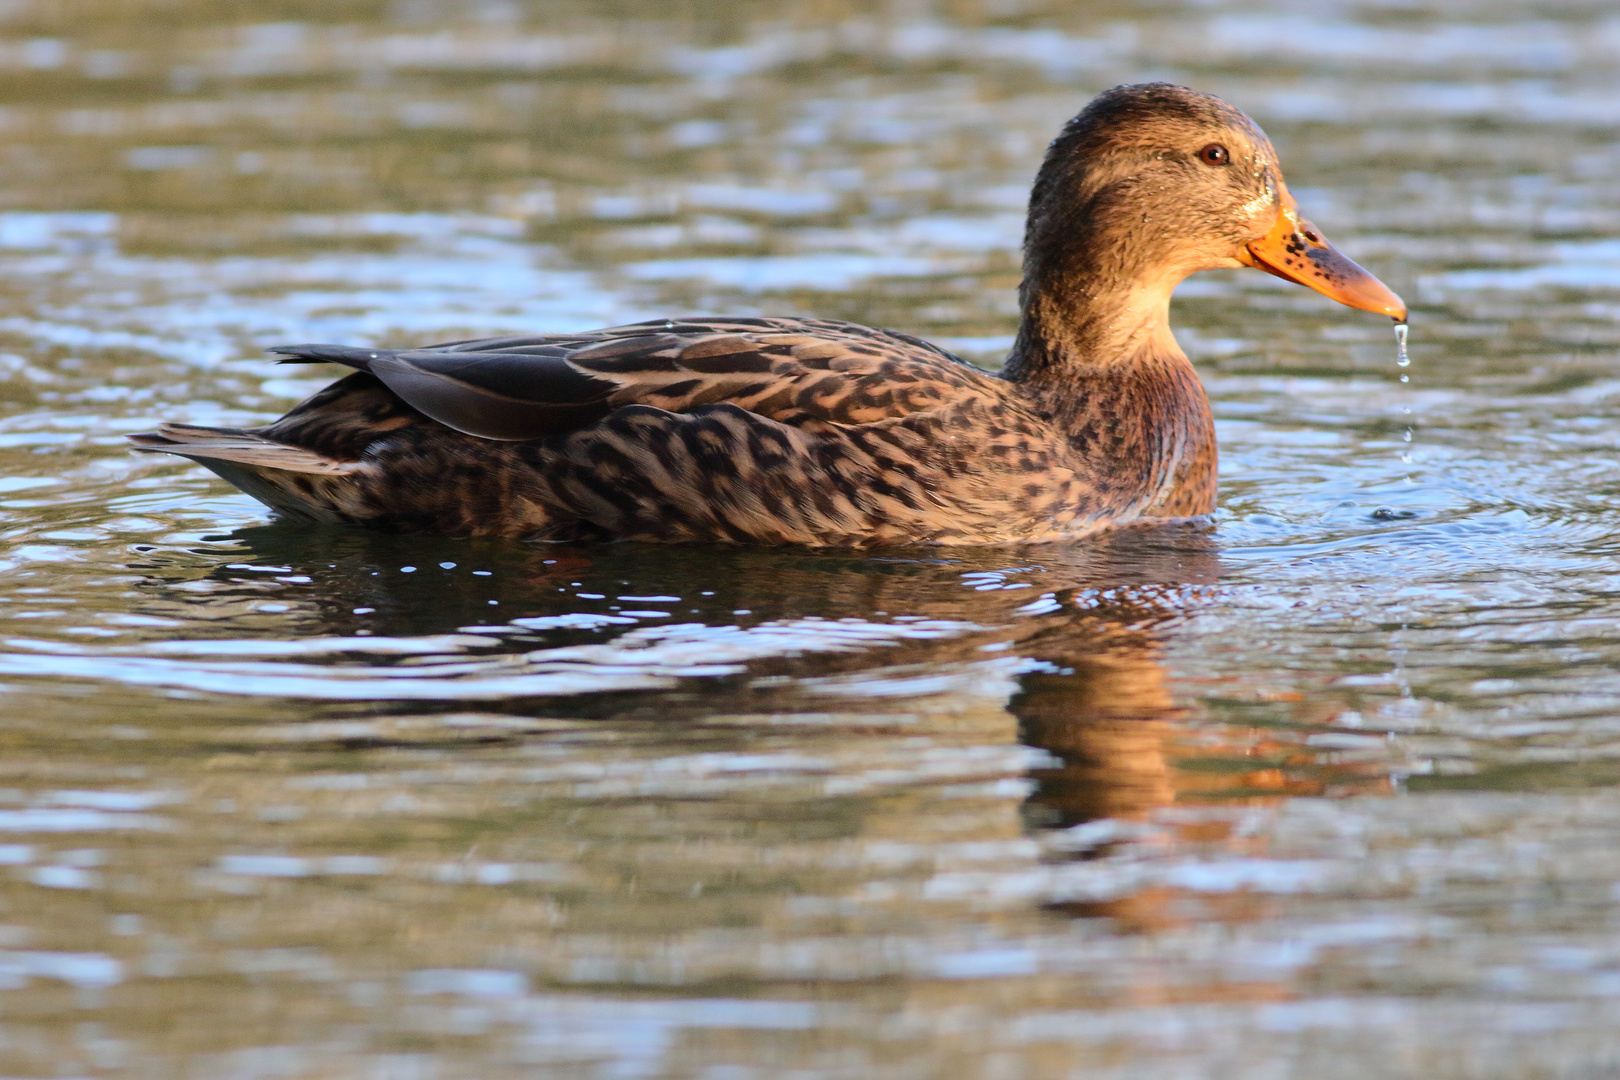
[131,83,1405,547]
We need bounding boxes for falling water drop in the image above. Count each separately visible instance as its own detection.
[1395,323,1415,469]
[1386,323,1416,702]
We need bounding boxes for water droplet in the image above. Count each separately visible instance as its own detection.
[1394,324,1415,478]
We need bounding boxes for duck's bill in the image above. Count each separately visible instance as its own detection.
[1236,204,1407,321]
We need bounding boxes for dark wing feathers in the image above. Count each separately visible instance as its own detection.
[269,317,993,443]
[395,351,616,404]
[364,355,613,441]
[566,333,684,362]
[271,343,389,369]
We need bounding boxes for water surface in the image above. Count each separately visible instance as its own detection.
[0,1,1619,1076]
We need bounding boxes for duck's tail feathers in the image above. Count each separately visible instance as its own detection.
[268,343,392,370]
[129,423,359,475]
[128,424,362,524]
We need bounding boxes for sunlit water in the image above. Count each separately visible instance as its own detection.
[0,1,1619,1077]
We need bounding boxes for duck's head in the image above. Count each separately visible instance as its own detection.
[1022,83,1405,335]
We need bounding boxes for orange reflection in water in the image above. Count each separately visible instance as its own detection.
[1007,605,1394,950]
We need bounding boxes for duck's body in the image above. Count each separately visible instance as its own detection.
[136,316,1214,544]
[132,84,1403,547]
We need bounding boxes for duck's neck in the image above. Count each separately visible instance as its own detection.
[1003,264,1218,518]
[1003,277,1180,389]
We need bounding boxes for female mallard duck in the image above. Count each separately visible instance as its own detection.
[132,83,1404,547]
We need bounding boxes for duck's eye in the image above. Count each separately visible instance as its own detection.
[1197,143,1230,166]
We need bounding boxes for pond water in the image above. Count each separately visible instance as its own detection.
[0,0,1618,1076]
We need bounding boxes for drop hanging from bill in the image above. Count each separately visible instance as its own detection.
[1395,321,1413,468]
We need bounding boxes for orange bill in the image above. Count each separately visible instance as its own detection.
[1236,191,1406,321]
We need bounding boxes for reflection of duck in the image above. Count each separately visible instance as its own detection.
[189,521,1391,816]
[133,84,1403,546]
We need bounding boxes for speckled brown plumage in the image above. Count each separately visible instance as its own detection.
[131,84,1403,548]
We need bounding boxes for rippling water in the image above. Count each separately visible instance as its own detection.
[1,1,1619,1076]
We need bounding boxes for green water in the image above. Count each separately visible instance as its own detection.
[0,1,1619,1076]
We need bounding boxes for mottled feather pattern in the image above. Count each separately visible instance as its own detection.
[133,315,1215,546]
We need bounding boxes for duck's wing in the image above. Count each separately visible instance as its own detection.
[268,317,994,442]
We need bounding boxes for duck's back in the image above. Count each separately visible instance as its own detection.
[132,317,1098,546]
